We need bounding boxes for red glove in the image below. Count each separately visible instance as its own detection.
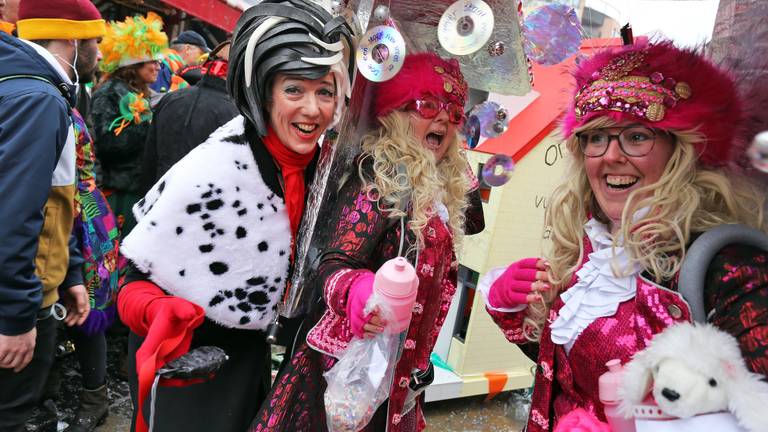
[118,280,205,432]
[488,258,547,309]
[118,280,203,336]
[346,272,375,338]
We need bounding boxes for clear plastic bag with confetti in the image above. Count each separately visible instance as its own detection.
[324,296,402,432]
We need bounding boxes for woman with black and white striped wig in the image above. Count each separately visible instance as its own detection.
[115,1,356,431]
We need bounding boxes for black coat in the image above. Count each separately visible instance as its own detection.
[140,74,239,193]
[91,78,151,193]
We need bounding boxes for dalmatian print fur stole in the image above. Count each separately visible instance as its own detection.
[122,116,291,330]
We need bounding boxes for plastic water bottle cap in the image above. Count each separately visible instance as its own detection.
[393,257,407,272]
[606,358,622,372]
[374,257,417,298]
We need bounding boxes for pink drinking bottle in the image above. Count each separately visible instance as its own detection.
[599,359,636,432]
[373,257,419,333]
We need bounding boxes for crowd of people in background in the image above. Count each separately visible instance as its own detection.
[0,1,238,430]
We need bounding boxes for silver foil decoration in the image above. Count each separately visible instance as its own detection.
[281,78,377,318]
[354,0,376,34]
[392,0,531,95]
[283,0,529,318]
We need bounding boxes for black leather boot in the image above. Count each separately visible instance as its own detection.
[64,384,109,432]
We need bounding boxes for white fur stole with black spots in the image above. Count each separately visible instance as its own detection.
[121,116,291,330]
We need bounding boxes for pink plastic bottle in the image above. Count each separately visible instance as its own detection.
[599,359,636,432]
[373,257,419,333]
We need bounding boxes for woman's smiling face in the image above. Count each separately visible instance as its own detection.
[268,73,336,154]
[583,121,675,225]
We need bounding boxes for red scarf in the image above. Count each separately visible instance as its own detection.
[260,127,317,238]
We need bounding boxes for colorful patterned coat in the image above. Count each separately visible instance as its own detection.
[251,162,484,432]
[72,109,120,334]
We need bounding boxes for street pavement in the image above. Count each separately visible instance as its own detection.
[25,331,529,432]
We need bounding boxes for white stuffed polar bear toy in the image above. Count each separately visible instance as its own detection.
[618,322,768,432]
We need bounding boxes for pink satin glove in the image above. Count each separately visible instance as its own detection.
[346,272,375,338]
[488,257,549,308]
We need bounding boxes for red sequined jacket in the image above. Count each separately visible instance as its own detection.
[488,238,768,432]
[306,166,484,431]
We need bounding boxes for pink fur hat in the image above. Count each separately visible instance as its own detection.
[373,52,468,119]
[562,40,742,167]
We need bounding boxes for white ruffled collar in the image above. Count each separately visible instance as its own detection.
[550,217,642,353]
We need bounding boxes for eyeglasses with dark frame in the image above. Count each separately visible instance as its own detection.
[575,125,661,157]
[405,96,465,125]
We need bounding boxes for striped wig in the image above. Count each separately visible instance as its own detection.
[228,0,356,136]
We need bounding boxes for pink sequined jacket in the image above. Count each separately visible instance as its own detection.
[306,164,484,431]
[488,237,768,432]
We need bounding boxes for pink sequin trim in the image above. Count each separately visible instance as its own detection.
[531,409,549,429]
[392,413,402,425]
[420,263,435,277]
[404,339,416,350]
[540,360,553,381]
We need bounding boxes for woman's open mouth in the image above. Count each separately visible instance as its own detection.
[292,122,319,138]
[605,174,639,190]
[425,132,444,150]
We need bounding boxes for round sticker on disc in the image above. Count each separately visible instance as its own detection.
[357,25,406,82]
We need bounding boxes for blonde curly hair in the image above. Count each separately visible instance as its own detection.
[523,116,766,341]
[358,110,471,252]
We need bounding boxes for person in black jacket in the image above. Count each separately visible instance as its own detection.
[140,41,238,193]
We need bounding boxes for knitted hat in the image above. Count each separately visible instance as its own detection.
[374,52,468,119]
[99,12,168,74]
[16,0,105,40]
[562,40,742,167]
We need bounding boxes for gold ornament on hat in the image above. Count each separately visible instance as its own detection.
[675,82,692,99]
[646,102,665,122]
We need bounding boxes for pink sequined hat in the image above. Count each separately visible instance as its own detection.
[562,40,742,166]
